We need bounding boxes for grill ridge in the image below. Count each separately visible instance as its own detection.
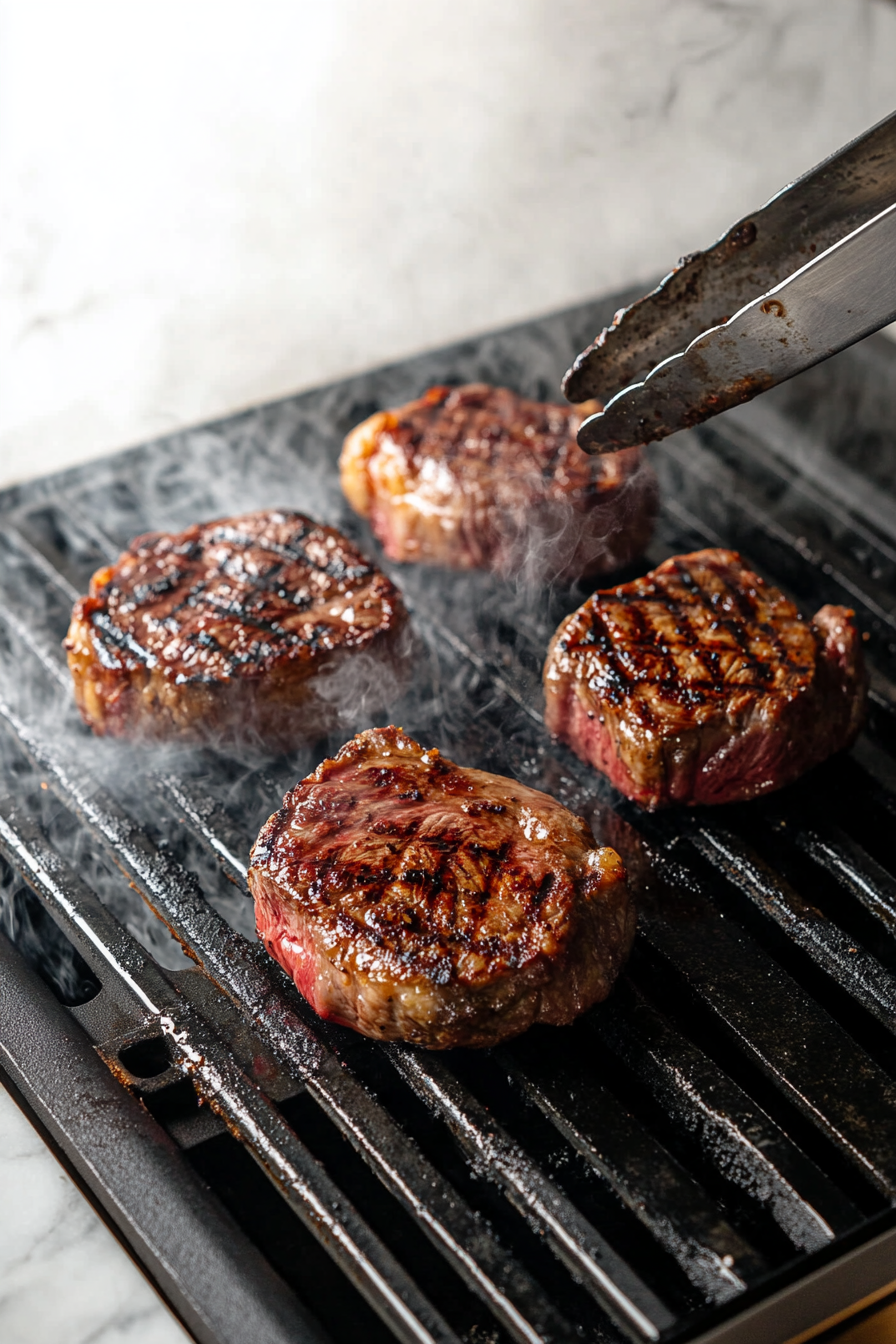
[500,1044,765,1300]
[384,1046,675,1338]
[584,982,855,1249]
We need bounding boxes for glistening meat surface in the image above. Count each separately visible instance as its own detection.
[340,383,657,584]
[543,548,867,809]
[65,510,409,747]
[249,726,634,1048]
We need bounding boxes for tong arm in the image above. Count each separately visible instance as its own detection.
[563,110,896,409]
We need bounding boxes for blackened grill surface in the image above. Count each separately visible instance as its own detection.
[1,295,896,1344]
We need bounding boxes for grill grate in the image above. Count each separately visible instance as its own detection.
[1,294,896,1344]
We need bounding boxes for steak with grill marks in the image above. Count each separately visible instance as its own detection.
[64,510,409,747]
[249,726,634,1048]
[543,548,867,809]
[340,384,657,584]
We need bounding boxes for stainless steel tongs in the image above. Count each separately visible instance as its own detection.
[567,110,896,454]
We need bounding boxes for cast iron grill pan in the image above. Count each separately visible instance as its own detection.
[1,293,896,1343]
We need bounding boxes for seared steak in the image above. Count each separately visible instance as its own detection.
[249,726,634,1048]
[544,548,867,809]
[340,384,656,584]
[65,510,409,747]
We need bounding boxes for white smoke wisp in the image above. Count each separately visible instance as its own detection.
[313,624,418,732]
[0,322,658,993]
[498,449,659,596]
[0,612,251,966]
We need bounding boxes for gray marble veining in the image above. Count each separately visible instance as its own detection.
[3,0,896,486]
[0,1083,190,1344]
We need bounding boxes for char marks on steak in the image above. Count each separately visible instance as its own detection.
[543,548,867,809]
[249,726,634,1048]
[340,384,657,584]
[65,510,409,746]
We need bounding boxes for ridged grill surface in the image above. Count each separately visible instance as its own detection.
[1,298,895,1344]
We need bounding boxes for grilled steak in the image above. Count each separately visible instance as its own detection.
[65,510,409,747]
[544,548,867,809]
[249,726,634,1048]
[340,383,657,584]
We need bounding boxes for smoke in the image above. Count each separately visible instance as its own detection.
[0,296,650,987]
[494,448,658,594]
[313,624,418,728]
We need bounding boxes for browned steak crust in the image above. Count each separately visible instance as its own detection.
[249,726,634,1048]
[544,548,867,809]
[64,510,409,746]
[340,384,656,583]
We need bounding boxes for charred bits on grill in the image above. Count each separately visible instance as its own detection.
[64,510,410,748]
[543,548,867,809]
[248,726,635,1049]
[340,383,657,585]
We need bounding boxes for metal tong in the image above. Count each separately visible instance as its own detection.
[567,110,896,454]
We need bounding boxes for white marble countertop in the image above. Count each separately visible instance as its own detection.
[0,1081,190,1344]
[2,0,896,490]
[2,3,896,1341]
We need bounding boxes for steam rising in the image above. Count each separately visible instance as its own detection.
[314,629,417,727]
[0,295,650,986]
[494,449,657,592]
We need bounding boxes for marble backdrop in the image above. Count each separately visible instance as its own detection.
[0,1083,190,1344]
[2,0,896,487]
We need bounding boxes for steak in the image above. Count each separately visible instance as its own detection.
[340,383,657,584]
[64,510,409,747]
[249,726,634,1048]
[543,548,867,809]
